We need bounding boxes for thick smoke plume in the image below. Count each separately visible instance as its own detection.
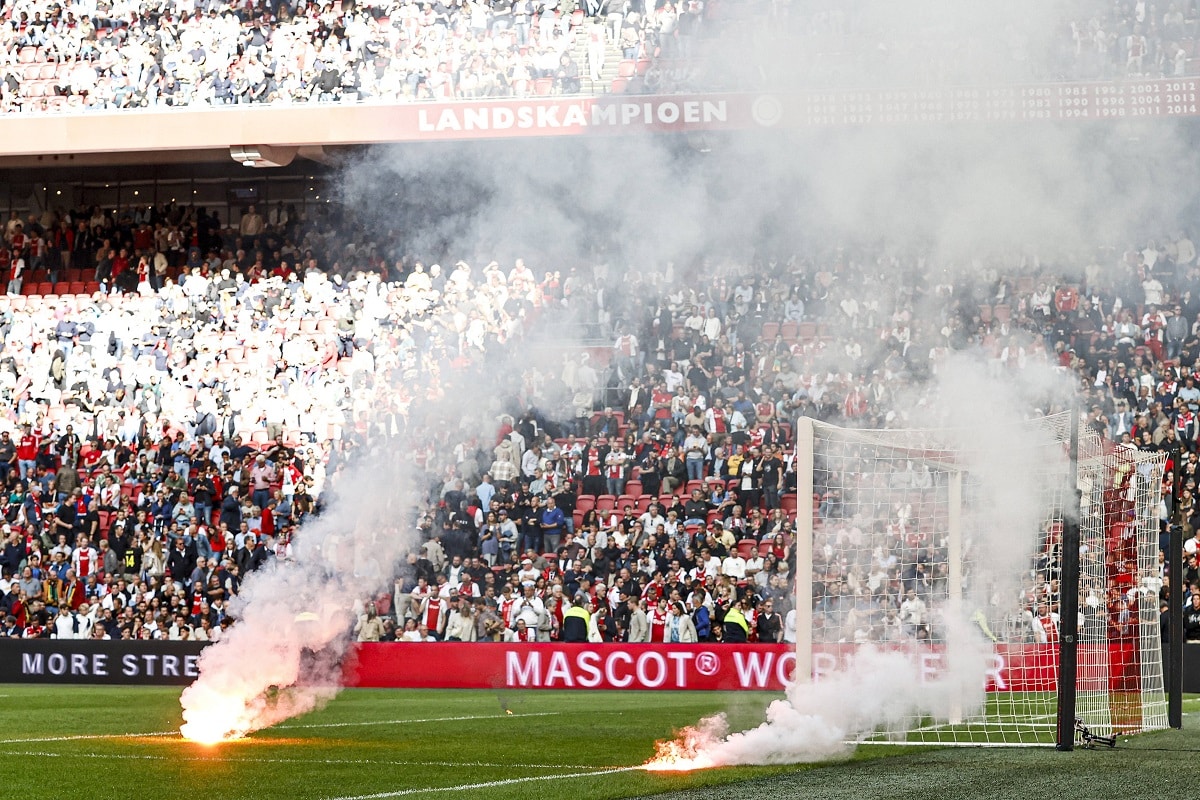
[647,361,1069,767]
[180,444,417,743]
[182,0,1190,748]
[647,646,975,768]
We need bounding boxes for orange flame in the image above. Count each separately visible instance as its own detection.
[179,690,255,745]
[642,725,721,772]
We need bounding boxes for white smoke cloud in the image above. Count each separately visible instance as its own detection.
[648,360,1070,767]
[180,443,417,743]
[648,643,989,768]
[180,0,1183,751]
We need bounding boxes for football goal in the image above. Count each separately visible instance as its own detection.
[792,412,1167,747]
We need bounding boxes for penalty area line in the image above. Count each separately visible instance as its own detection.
[325,765,645,800]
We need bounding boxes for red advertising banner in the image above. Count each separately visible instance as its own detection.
[342,642,1142,692]
[344,642,794,691]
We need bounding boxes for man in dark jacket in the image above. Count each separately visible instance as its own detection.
[219,486,243,531]
[561,594,591,642]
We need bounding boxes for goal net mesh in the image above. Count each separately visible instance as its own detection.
[798,412,1167,746]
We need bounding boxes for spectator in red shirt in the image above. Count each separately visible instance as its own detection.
[16,424,38,482]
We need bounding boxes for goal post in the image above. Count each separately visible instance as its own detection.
[793,412,1168,747]
[1055,407,1081,751]
[794,416,814,688]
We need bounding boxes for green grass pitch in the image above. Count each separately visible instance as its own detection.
[0,686,1197,800]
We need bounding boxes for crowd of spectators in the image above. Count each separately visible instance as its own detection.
[0,0,712,112]
[4,0,1200,113]
[0,191,1190,651]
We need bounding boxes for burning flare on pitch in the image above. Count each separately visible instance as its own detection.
[179,687,256,744]
[642,716,728,771]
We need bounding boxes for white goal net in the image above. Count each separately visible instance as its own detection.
[793,412,1167,746]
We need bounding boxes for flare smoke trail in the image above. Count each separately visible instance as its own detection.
[648,360,1072,768]
[179,0,1195,748]
[179,445,417,743]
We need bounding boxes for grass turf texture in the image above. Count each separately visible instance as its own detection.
[0,686,1196,800]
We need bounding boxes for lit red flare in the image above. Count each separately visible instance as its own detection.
[179,690,255,745]
[642,726,721,772]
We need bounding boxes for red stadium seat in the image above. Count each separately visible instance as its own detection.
[595,494,616,512]
[761,322,779,340]
[737,538,757,558]
[610,78,629,94]
[781,494,798,514]
[617,59,636,78]
[576,495,595,513]
[624,480,643,497]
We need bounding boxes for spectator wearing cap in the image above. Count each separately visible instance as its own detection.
[516,557,539,584]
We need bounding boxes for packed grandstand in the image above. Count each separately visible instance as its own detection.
[0,0,1196,113]
[0,0,1196,656]
[0,188,1189,650]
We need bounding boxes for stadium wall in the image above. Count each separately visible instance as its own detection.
[4,640,1194,691]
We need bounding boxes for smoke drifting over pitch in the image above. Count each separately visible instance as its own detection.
[184,0,1194,751]
[645,358,1071,767]
[180,451,417,743]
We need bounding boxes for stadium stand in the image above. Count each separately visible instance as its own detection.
[0,0,1197,114]
[0,196,1189,652]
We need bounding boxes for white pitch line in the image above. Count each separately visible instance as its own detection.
[325,766,645,800]
[0,711,560,745]
[0,750,601,770]
[0,730,176,744]
[278,711,562,730]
